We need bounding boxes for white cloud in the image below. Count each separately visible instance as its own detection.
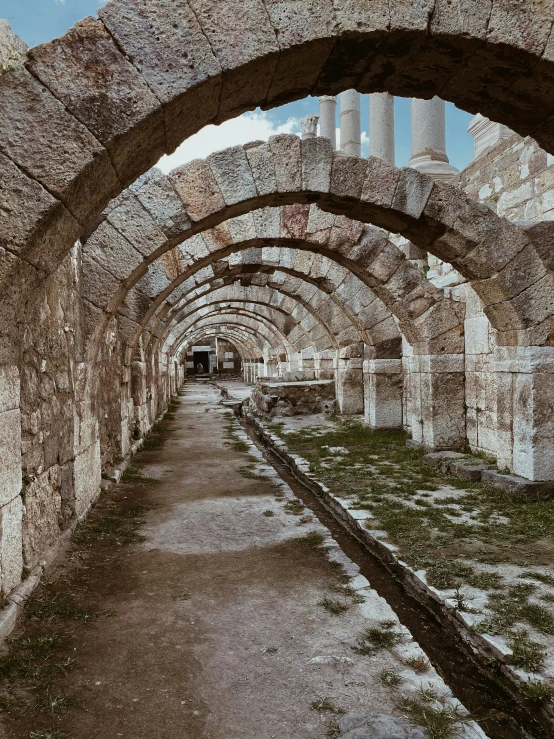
[157,110,301,174]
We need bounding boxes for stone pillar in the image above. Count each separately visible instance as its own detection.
[301,114,319,140]
[0,365,23,594]
[319,96,337,149]
[468,114,514,160]
[315,350,335,380]
[409,97,459,182]
[370,92,395,165]
[336,345,364,415]
[340,90,361,157]
[363,359,403,428]
[495,347,554,481]
[409,354,466,450]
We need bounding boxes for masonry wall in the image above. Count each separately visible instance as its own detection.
[1,244,178,600]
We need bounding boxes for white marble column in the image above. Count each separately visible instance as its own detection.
[468,114,514,160]
[340,90,361,157]
[301,114,319,140]
[370,92,395,165]
[318,96,337,149]
[409,97,458,181]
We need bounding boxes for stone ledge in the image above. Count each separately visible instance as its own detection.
[481,470,554,500]
[419,450,554,497]
[243,410,554,730]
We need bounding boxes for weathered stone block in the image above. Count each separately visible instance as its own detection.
[265,0,336,105]
[106,193,168,259]
[130,168,192,239]
[99,0,221,152]
[188,0,280,117]
[301,137,333,194]
[0,495,23,594]
[0,409,22,508]
[0,68,119,224]
[0,153,80,273]
[0,365,19,415]
[268,135,303,193]
[171,159,226,224]
[481,470,554,499]
[208,145,257,206]
[27,17,166,186]
[22,466,62,570]
[74,440,101,520]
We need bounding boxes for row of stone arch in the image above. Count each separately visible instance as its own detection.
[3,0,554,602]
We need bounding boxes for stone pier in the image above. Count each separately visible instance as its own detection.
[363,359,403,429]
[370,92,395,165]
[409,97,458,181]
[318,96,337,149]
[340,90,361,157]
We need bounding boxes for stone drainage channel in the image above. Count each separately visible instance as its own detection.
[221,399,550,739]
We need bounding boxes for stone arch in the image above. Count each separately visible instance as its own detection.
[152,264,383,348]
[4,0,554,335]
[170,302,333,359]
[152,274,375,357]
[164,293,340,356]
[179,315,288,359]
[77,139,551,359]
[82,190,464,358]
[180,328,265,361]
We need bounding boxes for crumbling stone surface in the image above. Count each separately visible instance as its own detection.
[339,714,429,739]
[251,379,336,418]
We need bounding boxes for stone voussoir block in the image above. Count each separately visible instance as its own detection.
[27,17,166,186]
[170,159,226,224]
[207,145,257,206]
[268,135,302,193]
[301,136,333,194]
[99,0,222,152]
[188,0,280,118]
[0,67,120,225]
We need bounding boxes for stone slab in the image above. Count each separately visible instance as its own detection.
[481,470,554,499]
[339,713,429,738]
[422,451,466,469]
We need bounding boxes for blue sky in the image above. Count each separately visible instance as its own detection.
[2,0,475,172]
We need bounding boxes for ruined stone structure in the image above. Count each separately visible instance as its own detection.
[2,0,554,636]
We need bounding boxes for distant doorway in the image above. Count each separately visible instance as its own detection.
[193,351,210,375]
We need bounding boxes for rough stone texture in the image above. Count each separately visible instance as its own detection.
[0,495,23,594]
[27,18,166,186]
[0,68,120,224]
[251,379,335,418]
[21,466,62,570]
[99,0,222,152]
[339,713,429,739]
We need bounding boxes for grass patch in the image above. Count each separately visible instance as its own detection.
[379,668,404,688]
[284,499,305,516]
[520,680,554,703]
[262,510,274,517]
[404,655,431,674]
[353,620,405,655]
[228,439,250,453]
[519,571,554,587]
[318,596,349,616]
[310,697,345,714]
[325,721,341,738]
[396,689,470,739]
[508,629,546,672]
[478,583,554,635]
[293,531,326,548]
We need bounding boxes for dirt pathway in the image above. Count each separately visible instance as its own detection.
[0,384,479,739]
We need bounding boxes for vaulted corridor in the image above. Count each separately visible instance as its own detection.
[3,383,477,739]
